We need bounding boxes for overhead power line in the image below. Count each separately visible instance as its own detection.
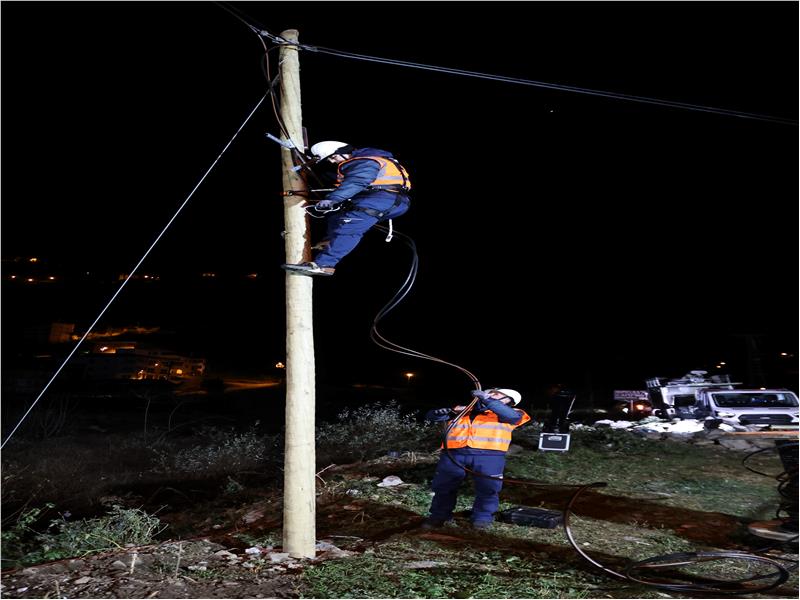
[255,31,796,126]
[215,5,794,125]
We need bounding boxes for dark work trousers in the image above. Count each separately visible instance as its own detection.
[313,191,409,268]
[429,451,506,524]
[545,398,572,433]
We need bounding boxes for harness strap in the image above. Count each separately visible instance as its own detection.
[353,194,408,220]
[366,184,410,192]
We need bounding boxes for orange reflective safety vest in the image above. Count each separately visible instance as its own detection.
[444,410,531,452]
[336,156,412,191]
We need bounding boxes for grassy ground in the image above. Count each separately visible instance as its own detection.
[299,426,798,598]
[2,414,797,598]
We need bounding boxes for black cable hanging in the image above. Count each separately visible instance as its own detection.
[368,224,793,594]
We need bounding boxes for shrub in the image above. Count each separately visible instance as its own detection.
[316,401,439,464]
[2,505,165,567]
[1,504,54,568]
[153,426,275,476]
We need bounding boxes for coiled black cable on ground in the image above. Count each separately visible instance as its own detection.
[369,224,795,594]
[743,440,800,535]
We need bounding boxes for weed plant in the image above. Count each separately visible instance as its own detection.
[152,425,277,475]
[316,401,439,464]
[1,504,165,568]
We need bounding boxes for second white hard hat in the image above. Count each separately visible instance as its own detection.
[488,388,522,406]
[310,141,350,160]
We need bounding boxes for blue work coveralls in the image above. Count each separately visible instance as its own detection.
[313,148,410,268]
[425,399,527,525]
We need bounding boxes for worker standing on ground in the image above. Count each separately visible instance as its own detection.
[422,388,530,530]
[543,383,575,433]
[282,141,411,277]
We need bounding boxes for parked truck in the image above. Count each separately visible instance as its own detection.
[645,370,799,426]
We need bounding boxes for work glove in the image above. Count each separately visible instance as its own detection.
[426,407,453,422]
[315,199,337,210]
[471,390,490,401]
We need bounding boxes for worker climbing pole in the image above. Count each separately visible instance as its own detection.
[282,141,412,277]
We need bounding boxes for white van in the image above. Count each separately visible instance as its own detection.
[646,371,799,426]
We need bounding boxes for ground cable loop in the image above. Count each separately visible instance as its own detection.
[624,551,790,594]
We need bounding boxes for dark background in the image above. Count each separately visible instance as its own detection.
[2,2,797,413]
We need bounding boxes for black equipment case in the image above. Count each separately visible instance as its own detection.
[497,506,563,528]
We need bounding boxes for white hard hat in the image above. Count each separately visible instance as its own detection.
[488,388,522,406]
[310,140,350,160]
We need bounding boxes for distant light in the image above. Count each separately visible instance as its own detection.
[9,275,16,279]
[780,352,789,356]
[48,276,55,280]
[99,346,109,352]
[29,257,38,263]
[26,278,34,283]
[719,362,726,365]
[154,362,159,367]
[247,273,258,279]
[759,387,766,390]
[175,369,183,375]
[405,372,414,382]
[275,362,285,369]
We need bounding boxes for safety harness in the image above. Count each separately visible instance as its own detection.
[352,193,409,220]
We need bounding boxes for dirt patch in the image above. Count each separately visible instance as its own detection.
[0,537,358,599]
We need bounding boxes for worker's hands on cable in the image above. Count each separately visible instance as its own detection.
[470,389,495,411]
[426,407,456,422]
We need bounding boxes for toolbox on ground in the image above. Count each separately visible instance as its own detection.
[538,432,571,452]
[497,506,563,528]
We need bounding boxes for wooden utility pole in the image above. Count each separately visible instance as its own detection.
[278,29,316,559]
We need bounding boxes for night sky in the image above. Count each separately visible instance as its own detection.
[2,2,797,404]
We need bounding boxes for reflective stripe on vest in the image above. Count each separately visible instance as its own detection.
[336,156,411,191]
[444,410,531,452]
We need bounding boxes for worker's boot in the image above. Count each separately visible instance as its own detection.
[421,518,447,529]
[281,262,335,277]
